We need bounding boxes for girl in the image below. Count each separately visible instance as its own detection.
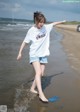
[17,11,66,103]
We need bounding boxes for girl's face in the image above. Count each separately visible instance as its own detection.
[35,19,45,29]
[36,22,44,29]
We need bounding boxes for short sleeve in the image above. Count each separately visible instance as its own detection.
[45,23,54,33]
[23,30,31,43]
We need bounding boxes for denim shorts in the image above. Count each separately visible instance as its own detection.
[30,56,48,64]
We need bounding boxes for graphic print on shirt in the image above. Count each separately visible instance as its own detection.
[36,32,46,40]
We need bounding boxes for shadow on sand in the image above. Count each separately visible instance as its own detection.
[42,72,64,90]
[27,72,64,90]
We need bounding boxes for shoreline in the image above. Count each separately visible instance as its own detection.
[55,25,80,74]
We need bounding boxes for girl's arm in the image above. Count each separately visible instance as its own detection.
[53,20,66,26]
[17,41,27,60]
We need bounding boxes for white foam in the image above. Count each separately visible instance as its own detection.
[7,23,32,27]
[0,23,33,31]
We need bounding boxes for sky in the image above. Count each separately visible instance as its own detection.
[0,0,80,21]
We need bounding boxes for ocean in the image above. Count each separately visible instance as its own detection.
[0,18,34,108]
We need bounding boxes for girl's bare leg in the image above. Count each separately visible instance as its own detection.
[30,79,38,94]
[32,61,48,102]
[30,64,45,93]
[41,64,45,76]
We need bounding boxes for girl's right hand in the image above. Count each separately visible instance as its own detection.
[17,53,22,60]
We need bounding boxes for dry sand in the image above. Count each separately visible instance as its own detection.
[56,25,80,74]
[56,24,77,31]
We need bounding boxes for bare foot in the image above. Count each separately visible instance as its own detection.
[30,89,38,94]
[39,94,48,102]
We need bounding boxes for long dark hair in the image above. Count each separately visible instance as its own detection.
[34,11,46,23]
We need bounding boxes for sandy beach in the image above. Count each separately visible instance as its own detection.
[56,25,80,74]
[13,25,80,112]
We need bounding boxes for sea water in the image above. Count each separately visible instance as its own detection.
[0,18,34,108]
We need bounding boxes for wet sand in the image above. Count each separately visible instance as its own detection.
[13,26,80,112]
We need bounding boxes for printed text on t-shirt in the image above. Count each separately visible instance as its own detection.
[36,33,46,40]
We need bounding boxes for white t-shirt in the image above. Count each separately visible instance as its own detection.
[24,23,54,57]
